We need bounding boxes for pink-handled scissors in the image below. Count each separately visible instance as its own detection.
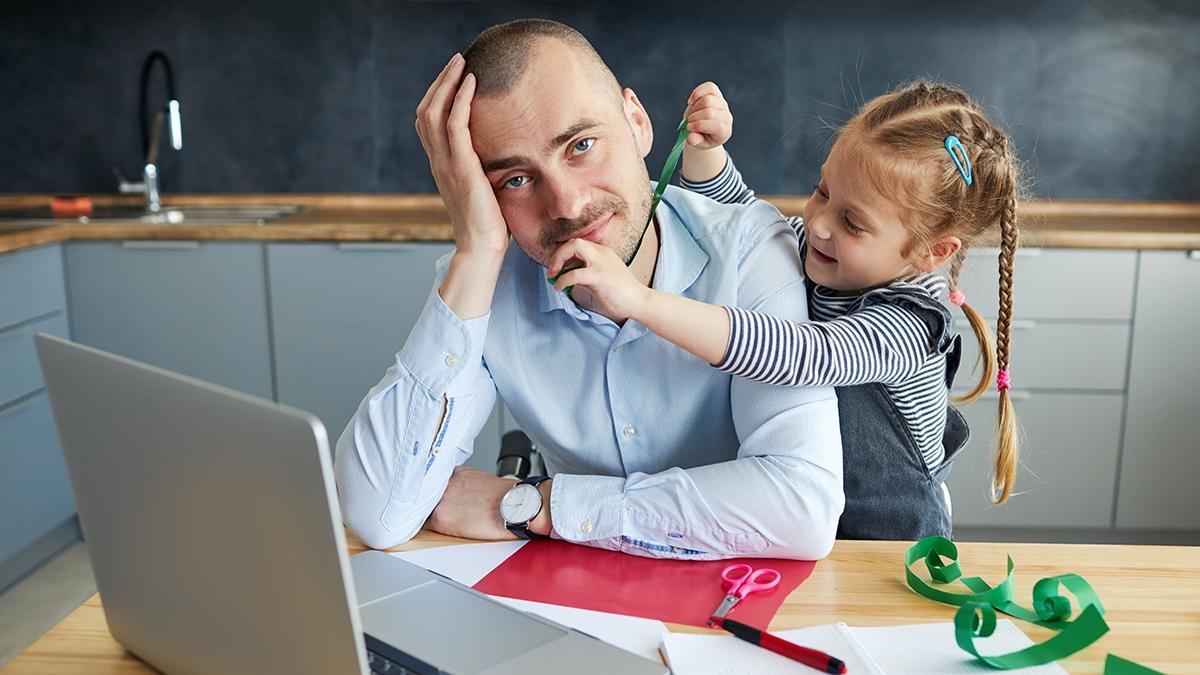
[709,563,781,625]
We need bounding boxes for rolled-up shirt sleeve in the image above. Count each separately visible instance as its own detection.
[548,212,844,561]
[335,257,497,550]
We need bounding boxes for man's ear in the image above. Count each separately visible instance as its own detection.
[915,235,962,273]
[622,88,653,158]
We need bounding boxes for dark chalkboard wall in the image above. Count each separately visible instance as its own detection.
[2,0,1197,199]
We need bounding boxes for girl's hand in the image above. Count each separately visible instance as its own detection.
[683,81,733,150]
[546,239,653,323]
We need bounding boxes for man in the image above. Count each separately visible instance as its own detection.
[335,19,843,560]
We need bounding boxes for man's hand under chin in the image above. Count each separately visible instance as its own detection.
[426,466,553,540]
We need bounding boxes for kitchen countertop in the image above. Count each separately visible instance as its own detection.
[2,193,1199,255]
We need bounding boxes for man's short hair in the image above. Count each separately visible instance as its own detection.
[464,19,623,104]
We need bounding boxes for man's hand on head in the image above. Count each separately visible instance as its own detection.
[415,53,509,258]
[415,53,509,319]
[426,466,522,540]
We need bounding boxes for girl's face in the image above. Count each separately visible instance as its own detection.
[801,136,923,293]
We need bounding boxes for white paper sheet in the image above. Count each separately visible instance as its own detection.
[840,620,1067,674]
[390,540,526,586]
[662,620,1069,675]
[662,623,872,675]
[493,597,668,663]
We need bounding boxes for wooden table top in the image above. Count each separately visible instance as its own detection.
[4,533,1198,674]
[2,194,1200,255]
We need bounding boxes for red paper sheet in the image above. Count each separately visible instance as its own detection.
[473,538,816,628]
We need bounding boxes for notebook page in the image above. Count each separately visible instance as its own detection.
[843,620,1068,674]
[661,624,877,675]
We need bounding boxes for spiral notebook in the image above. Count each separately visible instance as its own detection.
[660,619,1068,674]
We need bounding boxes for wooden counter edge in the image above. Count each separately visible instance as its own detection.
[7,535,1200,674]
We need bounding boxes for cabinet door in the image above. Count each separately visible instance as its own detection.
[946,392,1123,529]
[953,320,1129,391]
[0,394,76,565]
[66,242,274,399]
[0,311,69,406]
[267,243,502,471]
[1116,251,1200,529]
[0,244,66,331]
[952,248,1136,321]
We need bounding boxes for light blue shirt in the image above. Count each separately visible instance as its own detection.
[335,185,844,560]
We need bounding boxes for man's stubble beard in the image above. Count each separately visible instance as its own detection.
[609,187,653,265]
[522,180,653,268]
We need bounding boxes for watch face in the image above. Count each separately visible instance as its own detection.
[500,483,542,524]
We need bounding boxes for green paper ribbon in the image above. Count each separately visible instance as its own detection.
[1104,654,1166,674]
[645,118,690,230]
[955,600,1109,669]
[903,536,1014,608]
[904,536,1157,673]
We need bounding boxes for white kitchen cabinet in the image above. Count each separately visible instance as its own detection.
[66,241,274,399]
[946,248,1134,530]
[0,244,76,592]
[266,243,503,473]
[1115,250,1200,529]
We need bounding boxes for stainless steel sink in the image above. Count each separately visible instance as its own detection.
[0,204,305,225]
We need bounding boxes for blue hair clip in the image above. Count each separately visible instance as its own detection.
[944,135,973,186]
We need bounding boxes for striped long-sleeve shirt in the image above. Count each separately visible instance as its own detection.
[680,158,956,471]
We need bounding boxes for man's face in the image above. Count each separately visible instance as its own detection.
[469,41,654,267]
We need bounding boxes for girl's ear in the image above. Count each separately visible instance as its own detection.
[915,235,962,273]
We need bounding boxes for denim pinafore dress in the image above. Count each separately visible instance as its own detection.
[828,288,970,541]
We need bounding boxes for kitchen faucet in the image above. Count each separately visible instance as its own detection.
[116,50,182,213]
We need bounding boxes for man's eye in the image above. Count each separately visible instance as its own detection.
[572,138,595,155]
[504,176,530,189]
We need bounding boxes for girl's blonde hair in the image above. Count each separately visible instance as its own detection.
[840,80,1021,504]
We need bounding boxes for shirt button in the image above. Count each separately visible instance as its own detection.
[622,425,636,438]
[444,354,458,367]
[581,520,593,533]
[612,344,622,353]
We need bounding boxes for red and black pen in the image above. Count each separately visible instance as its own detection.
[709,616,848,674]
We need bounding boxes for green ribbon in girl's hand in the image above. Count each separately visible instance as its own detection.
[645,118,690,230]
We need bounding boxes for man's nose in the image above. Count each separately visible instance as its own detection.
[542,172,589,222]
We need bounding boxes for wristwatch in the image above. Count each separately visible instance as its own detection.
[500,475,550,539]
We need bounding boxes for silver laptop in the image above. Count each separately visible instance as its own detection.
[35,334,667,675]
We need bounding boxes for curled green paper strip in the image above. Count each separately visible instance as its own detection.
[904,537,1159,672]
[1104,654,1165,674]
[926,547,962,583]
[996,574,1106,629]
[958,572,1106,630]
[955,600,1110,669]
[904,536,1014,608]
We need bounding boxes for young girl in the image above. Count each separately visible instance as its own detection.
[546,80,1021,540]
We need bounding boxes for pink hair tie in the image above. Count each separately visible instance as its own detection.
[997,369,1012,392]
[949,289,966,307]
